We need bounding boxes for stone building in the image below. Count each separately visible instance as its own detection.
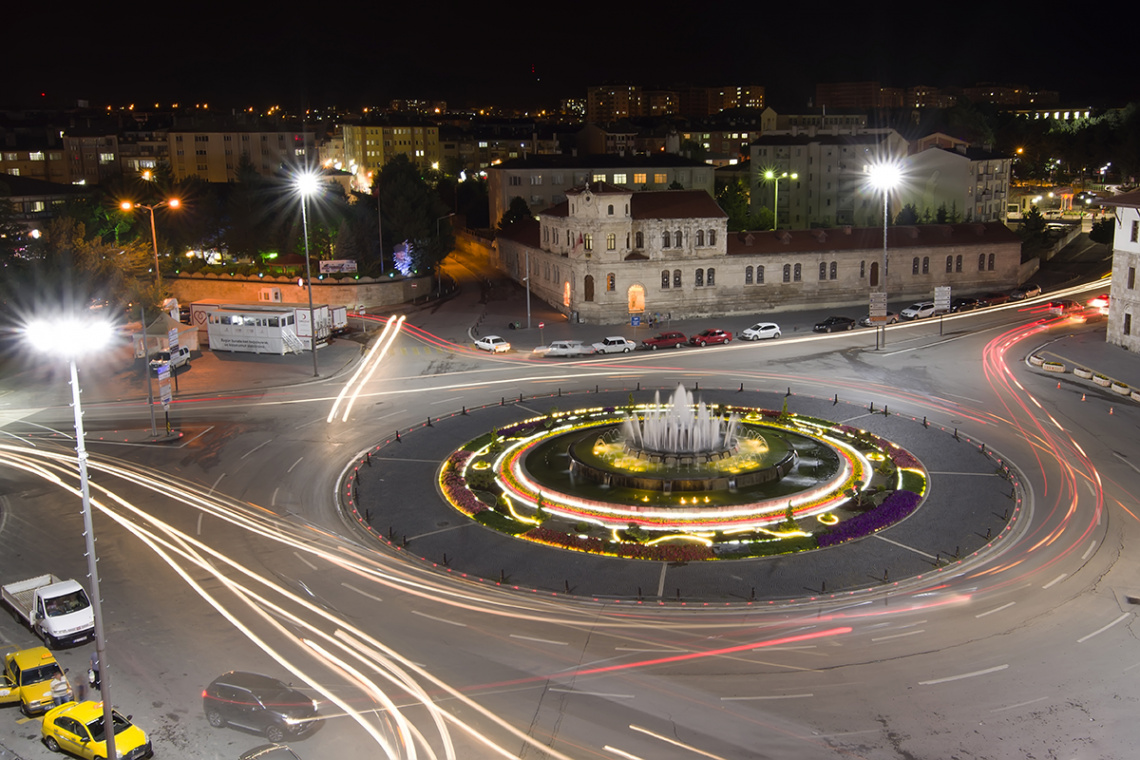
[494,183,1023,324]
[1097,191,1140,352]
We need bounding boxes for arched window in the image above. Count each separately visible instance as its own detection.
[819,262,827,280]
[829,261,837,280]
[783,264,791,283]
[661,270,670,289]
[673,269,682,288]
[793,263,802,281]
[912,257,920,275]
[696,230,705,246]
[757,265,765,284]
[695,269,704,287]
[584,233,593,251]
[978,253,986,271]
[607,204,614,215]
[636,231,644,248]
[946,255,954,273]
[988,253,995,270]
[707,268,715,286]
[955,255,963,272]
[745,266,754,285]
[870,261,879,287]
[625,232,630,248]
[606,273,616,291]
[708,229,716,246]
[583,275,595,302]
[674,230,682,247]
[606,233,616,250]
[662,232,671,248]
[922,257,929,274]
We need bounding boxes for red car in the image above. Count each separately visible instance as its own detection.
[689,329,733,346]
[641,331,687,350]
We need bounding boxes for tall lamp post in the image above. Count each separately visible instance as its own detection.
[763,170,798,231]
[24,317,119,760]
[294,172,321,378]
[866,161,902,348]
[120,199,180,285]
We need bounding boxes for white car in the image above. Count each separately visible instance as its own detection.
[740,322,781,340]
[475,335,511,353]
[900,301,935,320]
[532,340,594,357]
[592,336,637,353]
[149,346,191,372]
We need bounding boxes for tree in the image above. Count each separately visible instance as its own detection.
[376,155,454,276]
[1022,205,1046,235]
[497,196,532,232]
[1090,218,1114,245]
[894,203,920,226]
[0,198,25,266]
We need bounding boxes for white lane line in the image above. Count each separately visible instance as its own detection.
[874,534,937,560]
[871,630,924,642]
[1081,541,1097,560]
[287,456,304,473]
[293,552,318,571]
[629,724,729,760]
[603,746,645,760]
[656,563,667,598]
[720,693,813,701]
[207,472,225,496]
[430,396,463,405]
[1123,661,1140,672]
[412,610,467,627]
[1077,613,1130,644]
[240,439,272,459]
[549,688,633,698]
[196,512,204,536]
[614,647,686,653]
[807,729,880,739]
[271,487,279,507]
[510,634,568,646]
[919,664,1009,685]
[976,601,1016,618]
[341,583,383,604]
[992,696,1049,713]
[1042,573,1067,589]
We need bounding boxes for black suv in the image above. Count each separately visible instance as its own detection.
[203,671,321,743]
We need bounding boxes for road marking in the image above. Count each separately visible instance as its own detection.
[919,663,1008,685]
[430,396,463,405]
[629,724,729,760]
[271,487,279,507]
[341,583,383,603]
[656,563,667,598]
[976,602,1016,618]
[1077,613,1130,643]
[409,523,474,540]
[603,746,645,760]
[287,456,304,473]
[412,610,467,627]
[510,634,568,646]
[720,693,813,701]
[293,552,318,571]
[874,534,937,560]
[1082,541,1097,560]
[196,512,204,536]
[614,647,686,653]
[871,630,924,642]
[549,688,633,698]
[926,471,1002,476]
[1042,573,1067,589]
[207,472,225,496]
[992,696,1049,712]
[240,439,272,459]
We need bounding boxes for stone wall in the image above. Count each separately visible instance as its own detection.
[167,274,432,311]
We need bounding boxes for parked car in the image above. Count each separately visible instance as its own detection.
[1010,283,1042,300]
[203,671,321,743]
[900,301,936,320]
[1,646,70,716]
[240,745,304,760]
[689,329,733,346]
[740,322,782,340]
[592,336,637,353]
[641,331,687,350]
[813,316,856,333]
[858,312,898,327]
[980,292,1011,307]
[148,346,191,373]
[532,340,594,357]
[1048,299,1082,316]
[41,700,153,759]
[474,335,511,353]
[950,297,983,313]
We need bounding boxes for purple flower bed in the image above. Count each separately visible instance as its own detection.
[817,490,922,547]
[442,451,486,515]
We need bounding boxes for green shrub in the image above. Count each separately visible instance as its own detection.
[474,510,531,534]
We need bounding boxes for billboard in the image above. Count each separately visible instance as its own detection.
[319,259,358,274]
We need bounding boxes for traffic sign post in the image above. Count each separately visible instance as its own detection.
[934,286,952,336]
[158,366,173,435]
[167,327,180,392]
[869,292,889,349]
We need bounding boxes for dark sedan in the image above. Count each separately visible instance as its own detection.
[813,316,856,333]
[951,297,983,312]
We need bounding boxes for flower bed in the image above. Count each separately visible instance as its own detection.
[817,490,922,547]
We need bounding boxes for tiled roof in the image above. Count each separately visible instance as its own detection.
[1096,190,1140,209]
[725,222,1020,255]
[631,190,727,220]
[493,154,708,170]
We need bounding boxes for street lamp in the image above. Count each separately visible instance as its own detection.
[23,316,120,760]
[119,198,180,285]
[762,170,798,231]
[294,171,321,378]
[866,160,903,348]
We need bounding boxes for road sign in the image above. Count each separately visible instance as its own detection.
[631,316,641,327]
[538,322,545,329]
[168,327,179,352]
[934,286,952,312]
[869,291,888,319]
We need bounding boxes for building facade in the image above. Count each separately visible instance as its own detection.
[494,183,1022,324]
[1098,191,1140,352]
[901,143,1011,223]
[342,119,441,183]
[166,129,315,182]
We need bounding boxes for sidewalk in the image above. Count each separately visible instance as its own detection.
[1031,324,1140,393]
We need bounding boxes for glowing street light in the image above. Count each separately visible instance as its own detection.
[866,160,903,348]
[294,170,321,378]
[763,170,798,231]
[120,198,180,285]
[22,316,120,760]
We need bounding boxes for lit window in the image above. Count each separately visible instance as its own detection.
[584,234,593,251]
[634,173,647,184]
[654,173,666,184]
[607,273,616,291]
[607,233,616,250]
[593,173,606,182]
[613,173,627,184]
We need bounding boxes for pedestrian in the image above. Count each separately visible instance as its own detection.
[50,670,70,707]
[88,651,100,690]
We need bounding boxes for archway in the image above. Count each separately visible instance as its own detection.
[627,284,645,314]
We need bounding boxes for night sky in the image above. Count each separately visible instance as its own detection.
[10,5,1133,112]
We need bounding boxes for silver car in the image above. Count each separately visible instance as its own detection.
[592,336,637,353]
[740,322,781,340]
[900,302,935,320]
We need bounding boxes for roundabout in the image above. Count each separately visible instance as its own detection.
[343,385,1025,602]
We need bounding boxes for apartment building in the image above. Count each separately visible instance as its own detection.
[903,139,1011,223]
[342,119,440,182]
[166,129,315,182]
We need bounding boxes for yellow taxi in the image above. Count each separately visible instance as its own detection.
[0,646,70,716]
[41,700,153,760]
